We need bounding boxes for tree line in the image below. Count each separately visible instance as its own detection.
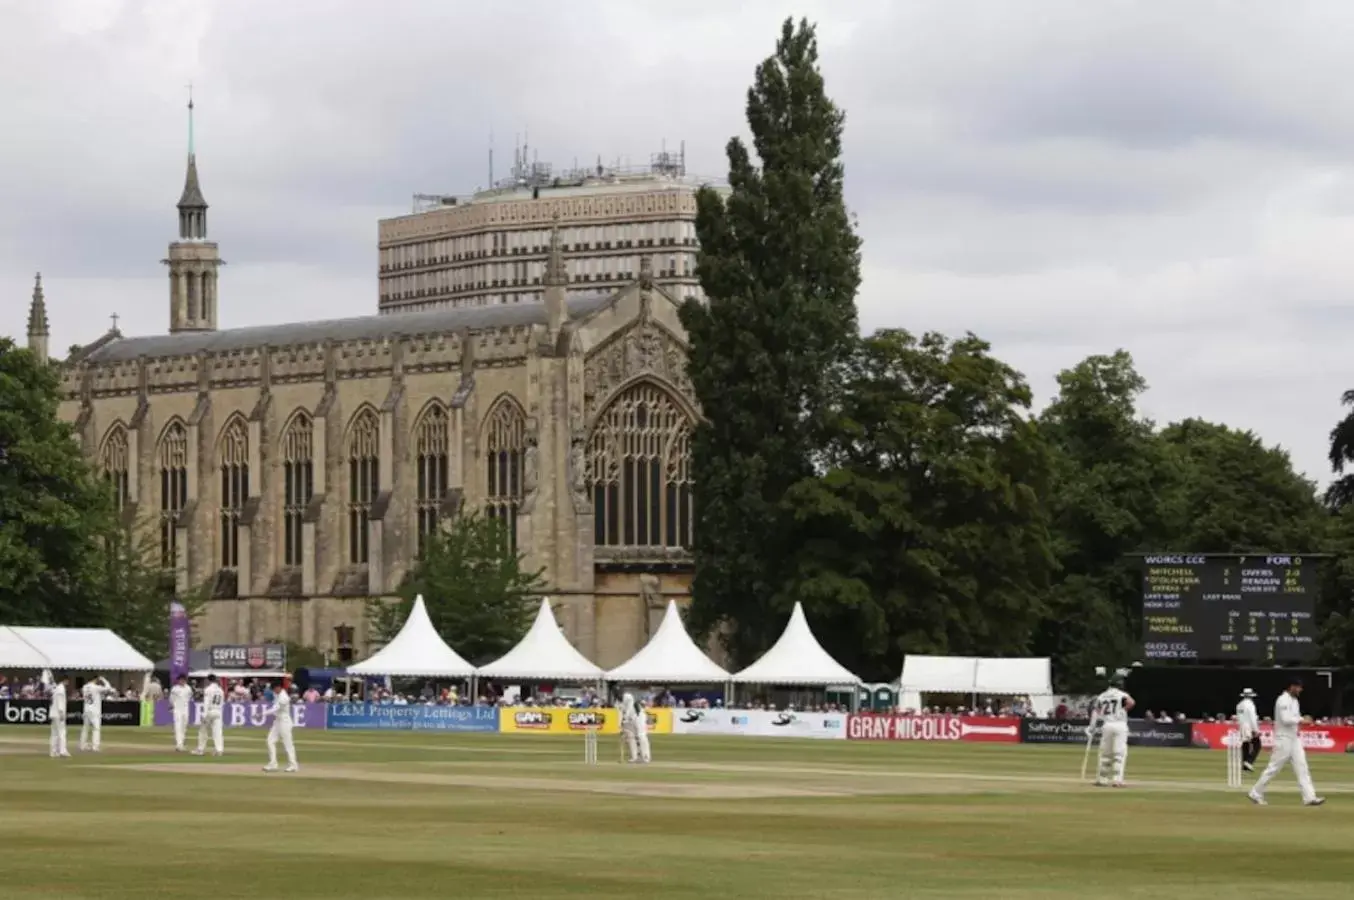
[680,18,1354,689]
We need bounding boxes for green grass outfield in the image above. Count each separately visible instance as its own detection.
[1,728,1352,899]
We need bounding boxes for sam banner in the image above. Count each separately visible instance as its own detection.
[1019,717,1195,748]
[152,700,327,729]
[327,703,498,732]
[0,699,140,727]
[499,707,674,736]
[846,714,1021,743]
[1192,721,1354,754]
[670,709,847,740]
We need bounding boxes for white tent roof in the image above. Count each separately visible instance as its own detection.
[477,599,603,681]
[731,602,861,686]
[606,600,730,683]
[346,595,476,678]
[901,654,1051,696]
[0,627,153,671]
[0,627,53,669]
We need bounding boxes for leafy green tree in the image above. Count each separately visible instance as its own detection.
[1326,390,1354,509]
[1160,419,1326,553]
[781,330,1055,680]
[90,516,209,659]
[0,340,110,627]
[679,17,862,665]
[367,510,544,665]
[1037,351,1182,690]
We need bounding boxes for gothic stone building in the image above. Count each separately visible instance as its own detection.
[45,144,698,666]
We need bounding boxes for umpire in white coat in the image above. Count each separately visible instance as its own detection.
[1235,688,1261,771]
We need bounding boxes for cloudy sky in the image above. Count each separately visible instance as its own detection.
[2,0,1351,484]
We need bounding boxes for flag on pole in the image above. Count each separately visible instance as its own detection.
[169,601,191,682]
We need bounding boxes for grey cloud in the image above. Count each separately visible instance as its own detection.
[2,0,1352,484]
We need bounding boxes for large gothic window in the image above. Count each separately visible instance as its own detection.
[218,417,249,570]
[158,421,189,569]
[99,424,130,513]
[415,403,450,554]
[587,383,693,549]
[483,397,525,553]
[281,412,314,568]
[347,408,380,565]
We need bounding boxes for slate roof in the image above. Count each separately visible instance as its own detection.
[80,294,613,365]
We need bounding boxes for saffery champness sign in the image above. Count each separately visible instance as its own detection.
[208,644,286,671]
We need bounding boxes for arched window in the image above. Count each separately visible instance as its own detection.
[483,397,525,552]
[217,417,249,570]
[99,424,130,513]
[280,412,314,568]
[587,383,693,549]
[158,421,189,569]
[347,408,380,565]
[415,404,450,554]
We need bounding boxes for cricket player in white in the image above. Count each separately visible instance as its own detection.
[1249,677,1325,806]
[631,694,651,764]
[46,673,71,758]
[193,675,225,757]
[79,676,115,752]
[619,692,641,763]
[1088,675,1134,787]
[263,686,298,773]
[169,675,193,752]
[1235,688,1261,772]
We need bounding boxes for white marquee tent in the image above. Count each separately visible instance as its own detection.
[346,595,477,678]
[899,654,1054,714]
[606,600,730,683]
[731,602,861,686]
[0,626,153,671]
[477,599,603,682]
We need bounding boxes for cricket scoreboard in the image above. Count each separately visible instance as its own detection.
[1140,554,1319,663]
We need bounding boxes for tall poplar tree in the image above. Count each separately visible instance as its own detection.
[680,18,862,664]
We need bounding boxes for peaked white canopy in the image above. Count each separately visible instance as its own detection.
[606,600,730,683]
[477,599,603,681]
[0,627,153,671]
[346,595,476,678]
[731,602,861,686]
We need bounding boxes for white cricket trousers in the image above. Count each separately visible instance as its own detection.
[173,710,189,750]
[623,725,639,762]
[267,724,297,768]
[80,713,102,751]
[197,713,223,754]
[634,726,651,763]
[1097,721,1128,784]
[1252,734,1317,802]
[49,716,68,757]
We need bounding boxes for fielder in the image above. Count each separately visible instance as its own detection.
[1236,688,1261,772]
[1088,674,1134,787]
[193,675,225,757]
[79,675,114,752]
[1249,677,1325,807]
[263,685,299,773]
[169,675,194,752]
[632,695,651,763]
[47,673,71,758]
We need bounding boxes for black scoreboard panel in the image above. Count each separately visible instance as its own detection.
[1140,555,1319,663]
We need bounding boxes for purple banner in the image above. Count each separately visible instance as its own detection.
[153,700,328,730]
[168,602,190,684]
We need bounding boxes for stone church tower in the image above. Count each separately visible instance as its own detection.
[51,104,701,666]
[163,94,221,334]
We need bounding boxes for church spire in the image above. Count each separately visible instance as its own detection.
[27,272,50,364]
[177,86,208,239]
[543,217,567,338]
[164,86,222,334]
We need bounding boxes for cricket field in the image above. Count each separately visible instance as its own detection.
[0,729,1351,898]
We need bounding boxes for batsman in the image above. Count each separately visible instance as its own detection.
[1088,672,1135,787]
